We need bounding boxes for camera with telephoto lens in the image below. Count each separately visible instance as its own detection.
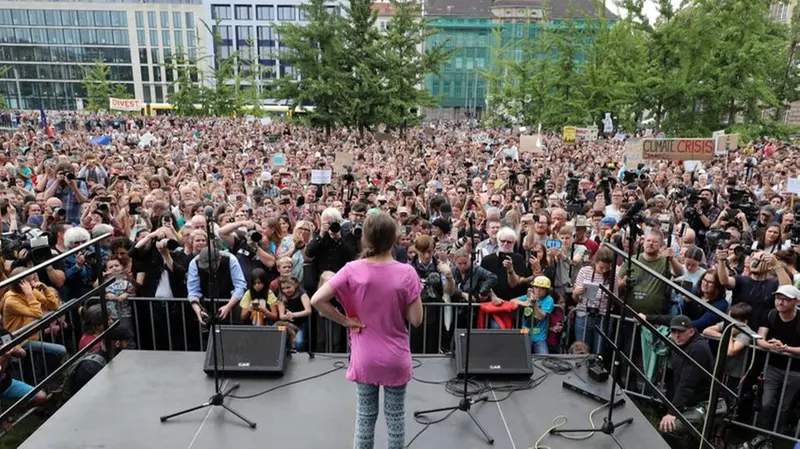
[352,223,363,238]
[791,222,800,245]
[328,222,341,234]
[706,230,731,254]
[728,188,758,222]
[159,238,180,251]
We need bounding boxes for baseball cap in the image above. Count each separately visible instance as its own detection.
[772,285,800,300]
[669,315,692,332]
[600,216,617,227]
[260,172,272,182]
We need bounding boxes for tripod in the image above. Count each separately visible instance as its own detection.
[549,213,642,449]
[160,212,256,428]
[413,212,494,445]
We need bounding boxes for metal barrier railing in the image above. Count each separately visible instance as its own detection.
[0,233,114,425]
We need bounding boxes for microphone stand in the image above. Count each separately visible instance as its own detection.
[413,212,494,445]
[548,216,639,449]
[160,213,256,428]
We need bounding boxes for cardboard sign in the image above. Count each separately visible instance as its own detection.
[623,139,643,169]
[520,135,543,154]
[716,134,739,155]
[563,126,577,142]
[375,132,393,142]
[109,98,141,112]
[333,152,354,173]
[424,128,435,137]
[602,113,614,133]
[642,138,714,161]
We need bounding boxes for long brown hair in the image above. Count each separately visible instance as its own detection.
[360,212,397,259]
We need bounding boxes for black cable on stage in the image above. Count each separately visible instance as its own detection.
[228,360,347,400]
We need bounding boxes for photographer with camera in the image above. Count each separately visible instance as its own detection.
[305,208,358,286]
[43,162,88,225]
[408,235,449,353]
[218,218,276,284]
[717,249,793,331]
[342,202,367,254]
[685,188,721,250]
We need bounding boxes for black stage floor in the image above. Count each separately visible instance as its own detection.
[20,351,669,449]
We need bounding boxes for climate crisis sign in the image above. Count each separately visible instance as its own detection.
[642,138,715,161]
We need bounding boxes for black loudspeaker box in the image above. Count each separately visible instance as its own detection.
[204,325,287,376]
[453,329,534,377]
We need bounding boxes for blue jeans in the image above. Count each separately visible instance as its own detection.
[0,379,34,401]
[23,341,67,359]
[573,313,605,355]
[532,340,549,355]
[294,322,308,352]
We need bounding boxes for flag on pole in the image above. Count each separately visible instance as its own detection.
[39,103,47,130]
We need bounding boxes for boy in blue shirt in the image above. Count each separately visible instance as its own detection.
[513,276,554,354]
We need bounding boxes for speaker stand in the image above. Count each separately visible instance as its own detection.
[159,382,256,428]
[160,218,256,429]
[413,212,494,445]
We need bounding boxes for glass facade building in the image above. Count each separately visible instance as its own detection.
[423,0,615,120]
[201,0,344,85]
[0,0,205,110]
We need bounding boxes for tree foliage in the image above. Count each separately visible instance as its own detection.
[273,0,449,132]
[163,19,271,117]
[483,0,800,136]
[81,61,130,112]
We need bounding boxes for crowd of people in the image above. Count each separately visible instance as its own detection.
[0,111,797,447]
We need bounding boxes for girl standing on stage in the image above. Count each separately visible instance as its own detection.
[311,212,423,449]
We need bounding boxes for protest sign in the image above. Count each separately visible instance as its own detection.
[375,132,393,142]
[787,177,800,194]
[333,152,354,173]
[563,126,577,142]
[642,138,714,161]
[716,134,739,155]
[271,153,285,166]
[520,135,543,154]
[109,98,141,112]
[623,139,643,169]
[311,170,332,184]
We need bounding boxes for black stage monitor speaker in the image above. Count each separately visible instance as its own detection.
[453,329,534,377]
[204,325,287,376]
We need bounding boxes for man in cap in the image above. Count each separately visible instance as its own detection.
[742,286,800,449]
[188,245,248,325]
[658,315,717,446]
[570,215,598,257]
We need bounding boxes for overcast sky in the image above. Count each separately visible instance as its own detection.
[614,0,683,23]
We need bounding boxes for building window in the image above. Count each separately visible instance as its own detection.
[148,11,156,28]
[776,3,789,22]
[212,5,232,20]
[185,12,194,29]
[79,29,95,45]
[11,9,28,26]
[151,48,160,64]
[139,48,148,63]
[277,6,296,21]
[257,26,272,41]
[162,30,171,47]
[113,30,128,45]
[160,11,169,28]
[141,66,150,82]
[214,25,232,41]
[235,5,251,20]
[150,29,159,46]
[173,11,181,28]
[174,30,183,47]
[298,8,306,21]
[187,30,196,46]
[63,29,79,44]
[137,29,146,46]
[28,10,45,26]
[47,29,64,45]
[30,29,46,44]
[256,6,273,20]
[95,11,111,27]
[136,11,144,28]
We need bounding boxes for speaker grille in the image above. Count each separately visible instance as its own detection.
[204,325,286,375]
[454,329,533,376]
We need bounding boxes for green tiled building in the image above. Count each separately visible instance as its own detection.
[422,0,615,120]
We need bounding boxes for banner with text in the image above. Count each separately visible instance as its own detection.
[623,139,643,169]
[642,138,715,161]
[563,126,577,142]
[109,98,142,112]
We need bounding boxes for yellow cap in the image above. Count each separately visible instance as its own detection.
[532,276,551,289]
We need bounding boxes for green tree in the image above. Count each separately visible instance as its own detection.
[81,61,129,112]
[163,52,204,116]
[272,0,347,133]
[377,0,450,130]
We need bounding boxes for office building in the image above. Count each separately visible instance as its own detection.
[0,0,207,110]
[423,0,615,120]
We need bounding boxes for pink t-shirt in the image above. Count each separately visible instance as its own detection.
[328,259,422,387]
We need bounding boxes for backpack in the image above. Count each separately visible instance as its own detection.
[62,352,107,398]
